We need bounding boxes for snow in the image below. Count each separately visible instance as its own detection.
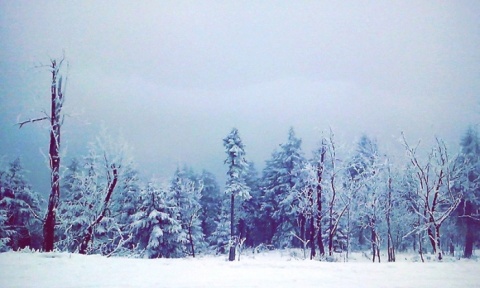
[1,250,479,288]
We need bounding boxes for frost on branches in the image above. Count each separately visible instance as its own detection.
[0,158,43,251]
[260,128,306,248]
[223,128,251,261]
[171,167,205,257]
[131,180,184,258]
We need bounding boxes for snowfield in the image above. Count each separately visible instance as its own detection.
[1,250,479,288]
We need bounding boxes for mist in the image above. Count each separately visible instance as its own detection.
[1,1,479,195]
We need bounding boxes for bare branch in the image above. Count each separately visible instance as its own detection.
[17,116,49,129]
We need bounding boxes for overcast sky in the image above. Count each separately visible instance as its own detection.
[1,1,479,195]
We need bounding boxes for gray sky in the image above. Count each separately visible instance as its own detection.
[1,1,479,195]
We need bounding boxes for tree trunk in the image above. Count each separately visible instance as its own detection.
[345,209,350,261]
[309,217,316,259]
[464,200,474,258]
[388,234,395,262]
[418,233,425,263]
[328,219,334,256]
[299,213,306,249]
[78,226,93,254]
[387,176,395,262]
[316,146,325,257]
[229,193,236,261]
[328,190,335,256]
[189,225,195,258]
[371,228,378,262]
[427,225,436,254]
[435,224,442,261]
[43,60,63,252]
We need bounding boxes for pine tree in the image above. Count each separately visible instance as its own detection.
[131,180,184,258]
[109,164,142,255]
[457,127,480,258]
[199,170,222,245]
[57,158,90,252]
[209,200,231,255]
[260,127,305,248]
[171,166,204,257]
[0,158,43,251]
[223,128,251,261]
[241,162,263,247]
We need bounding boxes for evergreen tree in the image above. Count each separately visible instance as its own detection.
[209,194,232,255]
[131,180,184,258]
[56,157,90,252]
[260,127,305,248]
[456,127,480,258]
[112,164,142,253]
[0,158,43,251]
[241,161,263,247]
[199,170,222,245]
[223,128,251,261]
[171,166,204,257]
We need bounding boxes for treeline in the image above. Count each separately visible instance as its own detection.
[2,57,479,261]
[1,126,479,261]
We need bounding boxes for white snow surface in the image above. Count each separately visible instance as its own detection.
[1,250,479,288]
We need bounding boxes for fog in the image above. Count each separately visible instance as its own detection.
[1,1,479,195]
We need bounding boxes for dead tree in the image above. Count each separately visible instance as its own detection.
[18,57,66,252]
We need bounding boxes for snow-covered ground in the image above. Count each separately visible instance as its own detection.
[1,249,478,288]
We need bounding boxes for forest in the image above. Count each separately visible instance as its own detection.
[1,59,479,263]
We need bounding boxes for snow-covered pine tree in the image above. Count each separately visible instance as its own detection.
[0,158,43,251]
[107,164,142,256]
[240,161,263,247]
[223,128,251,261]
[56,157,91,252]
[260,127,305,248]
[171,166,204,257]
[199,170,222,245]
[131,180,184,258]
[456,127,480,258]
[208,194,232,255]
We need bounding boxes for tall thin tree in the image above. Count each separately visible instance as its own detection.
[19,57,66,252]
[223,128,250,261]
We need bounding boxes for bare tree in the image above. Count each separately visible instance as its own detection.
[403,134,463,261]
[296,165,316,259]
[18,57,66,252]
[325,130,349,257]
[314,138,327,258]
[78,159,119,254]
[386,163,395,262]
